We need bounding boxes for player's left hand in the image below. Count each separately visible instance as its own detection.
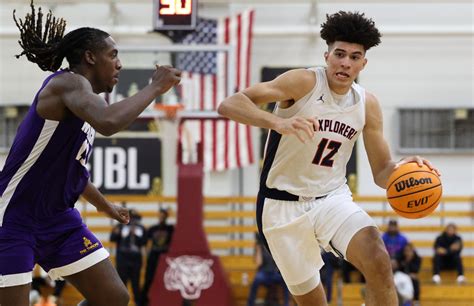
[396,156,441,176]
[100,203,130,224]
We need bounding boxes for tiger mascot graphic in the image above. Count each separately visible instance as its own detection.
[164,255,214,299]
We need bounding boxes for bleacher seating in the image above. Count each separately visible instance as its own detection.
[56,195,473,306]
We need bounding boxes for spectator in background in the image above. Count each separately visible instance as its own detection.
[391,259,414,306]
[432,223,465,284]
[140,208,174,306]
[341,260,365,284]
[383,219,408,258]
[360,259,413,306]
[397,243,421,304]
[320,251,339,303]
[110,209,146,306]
[247,233,289,306]
[30,267,67,306]
[51,280,66,306]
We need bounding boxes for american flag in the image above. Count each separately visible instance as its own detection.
[170,11,255,171]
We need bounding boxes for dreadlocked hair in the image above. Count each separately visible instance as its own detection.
[320,11,381,51]
[13,0,110,72]
[13,0,66,71]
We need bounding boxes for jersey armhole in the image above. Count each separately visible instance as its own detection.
[274,68,320,118]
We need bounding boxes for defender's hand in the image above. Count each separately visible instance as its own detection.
[152,65,182,95]
[274,116,319,143]
[99,204,130,224]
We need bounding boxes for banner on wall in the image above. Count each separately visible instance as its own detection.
[87,137,162,195]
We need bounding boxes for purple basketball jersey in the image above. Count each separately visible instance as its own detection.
[0,70,95,229]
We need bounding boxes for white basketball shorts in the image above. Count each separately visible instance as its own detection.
[256,184,377,295]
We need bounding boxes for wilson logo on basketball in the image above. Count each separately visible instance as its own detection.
[394,177,433,192]
[387,163,442,219]
[407,194,433,208]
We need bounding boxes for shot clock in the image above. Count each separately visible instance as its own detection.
[153,0,198,30]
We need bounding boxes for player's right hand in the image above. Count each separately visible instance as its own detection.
[152,65,182,95]
[274,116,319,143]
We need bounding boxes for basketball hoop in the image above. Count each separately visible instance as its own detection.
[154,103,185,120]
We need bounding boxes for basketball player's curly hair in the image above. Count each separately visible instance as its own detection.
[13,0,110,72]
[320,11,381,51]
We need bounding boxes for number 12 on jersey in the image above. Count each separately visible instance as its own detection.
[312,138,341,167]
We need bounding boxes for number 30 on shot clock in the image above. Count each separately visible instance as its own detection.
[153,0,197,30]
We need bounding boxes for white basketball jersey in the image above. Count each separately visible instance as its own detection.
[263,67,366,197]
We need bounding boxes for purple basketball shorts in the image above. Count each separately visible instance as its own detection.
[0,208,109,287]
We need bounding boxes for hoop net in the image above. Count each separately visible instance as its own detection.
[154,103,185,120]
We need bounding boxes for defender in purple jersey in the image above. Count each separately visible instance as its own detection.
[0,2,181,306]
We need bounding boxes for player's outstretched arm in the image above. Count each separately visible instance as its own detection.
[363,93,440,189]
[62,65,181,136]
[218,69,319,143]
[81,180,130,224]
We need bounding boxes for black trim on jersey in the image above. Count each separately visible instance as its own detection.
[256,192,270,252]
[259,130,282,192]
[257,130,282,253]
[258,130,326,201]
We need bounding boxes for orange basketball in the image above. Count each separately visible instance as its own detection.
[386,162,442,219]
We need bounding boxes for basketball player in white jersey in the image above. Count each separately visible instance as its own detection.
[218,11,439,306]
